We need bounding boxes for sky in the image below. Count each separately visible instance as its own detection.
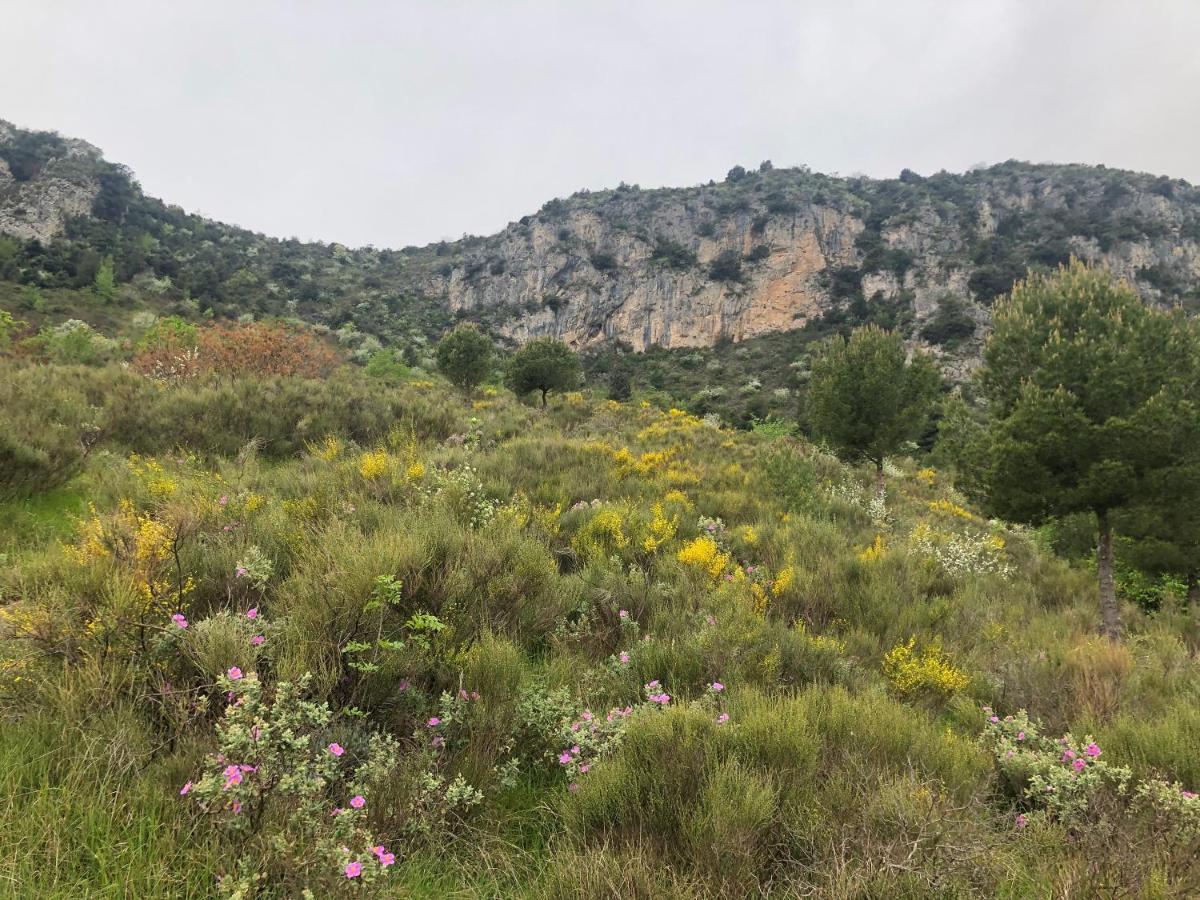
[2,1,1198,248]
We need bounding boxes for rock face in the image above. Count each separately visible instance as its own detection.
[431,164,1200,370]
[0,120,102,242]
[443,200,862,350]
[2,115,1200,372]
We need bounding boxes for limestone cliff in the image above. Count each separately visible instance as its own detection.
[431,164,1200,375]
[2,116,1200,374]
[0,120,102,243]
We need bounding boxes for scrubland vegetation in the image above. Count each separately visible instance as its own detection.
[2,263,1200,898]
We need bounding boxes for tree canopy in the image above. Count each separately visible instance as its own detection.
[974,260,1200,637]
[805,324,940,494]
[435,324,494,392]
[506,338,582,407]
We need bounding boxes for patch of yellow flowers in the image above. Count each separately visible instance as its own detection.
[883,638,970,699]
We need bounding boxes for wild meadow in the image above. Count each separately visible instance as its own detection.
[1,299,1200,897]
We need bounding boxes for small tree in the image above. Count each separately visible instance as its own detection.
[93,256,117,303]
[506,338,581,407]
[806,324,940,497]
[435,324,494,393]
[975,261,1200,638]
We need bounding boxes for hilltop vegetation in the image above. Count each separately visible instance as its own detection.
[2,265,1200,897]
[6,118,1200,429]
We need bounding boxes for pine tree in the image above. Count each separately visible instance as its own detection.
[976,260,1200,638]
[805,324,940,497]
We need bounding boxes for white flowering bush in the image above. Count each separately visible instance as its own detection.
[909,524,1012,578]
[431,464,496,528]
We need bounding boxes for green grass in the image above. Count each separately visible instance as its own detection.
[0,715,220,897]
[0,485,86,553]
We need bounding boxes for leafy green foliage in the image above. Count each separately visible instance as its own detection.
[972,261,1200,636]
[806,325,940,484]
[435,324,494,392]
[506,338,582,406]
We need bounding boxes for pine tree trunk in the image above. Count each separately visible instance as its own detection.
[1187,569,1200,607]
[874,459,885,500]
[1096,510,1121,640]
[540,388,548,408]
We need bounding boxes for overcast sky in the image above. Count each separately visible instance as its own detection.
[2,1,1197,248]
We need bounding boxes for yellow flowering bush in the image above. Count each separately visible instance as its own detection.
[883,638,970,700]
[641,503,678,554]
[572,509,630,564]
[677,535,729,580]
[928,498,973,520]
[771,565,794,598]
[358,449,392,481]
[858,535,887,563]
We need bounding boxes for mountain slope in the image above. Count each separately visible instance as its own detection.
[3,119,1200,375]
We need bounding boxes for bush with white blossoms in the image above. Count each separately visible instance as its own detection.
[909,524,1012,579]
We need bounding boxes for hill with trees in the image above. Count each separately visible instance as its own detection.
[4,118,1200,402]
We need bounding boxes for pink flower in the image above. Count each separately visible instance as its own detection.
[219,495,229,506]
[328,742,345,757]
[459,689,469,700]
[706,615,716,626]
[235,566,248,578]
[223,764,243,789]
[470,691,480,700]
[372,845,386,859]
[427,717,440,727]
[245,607,258,620]
[645,680,660,690]
[582,711,593,722]
[1016,731,1025,741]
[431,735,444,748]
[330,807,344,816]
[231,800,242,814]
[570,745,581,755]
[710,681,724,693]
[379,852,395,867]
[1085,743,1101,758]
[180,781,192,796]
[619,652,630,664]
[251,634,265,646]
[619,609,628,619]
[1062,750,1076,762]
[717,713,730,724]
[1015,813,1027,828]
[171,613,188,629]
[345,861,362,879]
[989,716,999,723]
[227,667,243,680]
[558,751,571,765]
[1182,791,1197,800]
[349,795,365,809]
[570,722,580,732]
[580,764,590,774]
[398,680,409,691]
[568,782,579,793]
[1072,758,1086,772]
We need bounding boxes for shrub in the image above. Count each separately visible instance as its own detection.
[708,250,743,283]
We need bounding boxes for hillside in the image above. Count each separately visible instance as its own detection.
[4,119,1200,383]
[2,362,1199,896]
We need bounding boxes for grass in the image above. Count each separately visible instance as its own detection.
[0,366,1197,896]
[0,485,86,554]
